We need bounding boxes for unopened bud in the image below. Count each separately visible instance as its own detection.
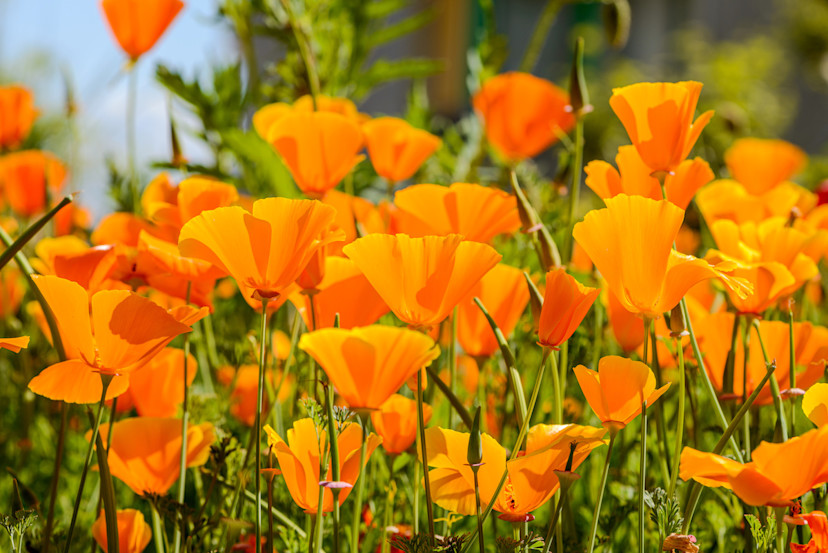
[524,272,544,334]
[668,303,687,337]
[568,37,591,118]
[467,407,483,471]
[537,226,562,270]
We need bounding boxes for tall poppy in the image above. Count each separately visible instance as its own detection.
[264,418,381,513]
[0,85,38,150]
[724,138,807,195]
[393,183,521,243]
[537,268,599,349]
[299,325,440,409]
[264,112,364,197]
[679,426,828,506]
[362,117,441,183]
[371,394,432,455]
[93,417,214,495]
[585,145,713,209]
[344,234,501,329]
[609,81,713,175]
[457,263,528,358]
[472,72,575,162]
[574,355,670,430]
[100,0,185,61]
[91,509,152,553]
[572,194,750,319]
[0,150,67,217]
[27,275,199,404]
[178,197,344,304]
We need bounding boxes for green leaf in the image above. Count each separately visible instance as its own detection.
[354,58,442,98]
[220,129,300,199]
[365,8,435,49]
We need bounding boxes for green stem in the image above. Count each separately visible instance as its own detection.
[173,282,192,553]
[518,0,564,72]
[638,400,648,553]
[42,403,68,553]
[254,299,270,553]
[563,118,584,263]
[473,470,485,553]
[425,366,473,428]
[547,349,561,424]
[788,308,796,438]
[280,0,321,105]
[649,322,672,488]
[326,383,342,553]
[416,370,436,540]
[541,480,572,553]
[350,418,368,553]
[751,319,788,441]
[448,308,458,429]
[152,502,167,553]
[585,432,618,553]
[94,424,119,553]
[668,339,686,497]
[0,196,72,271]
[127,66,138,213]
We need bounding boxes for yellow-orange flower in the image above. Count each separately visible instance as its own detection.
[93,417,214,495]
[585,145,713,209]
[696,179,816,227]
[299,325,440,409]
[123,347,196,417]
[537,268,599,349]
[363,117,441,183]
[371,394,432,455]
[574,355,670,430]
[178,198,344,304]
[264,418,381,513]
[320,189,390,255]
[343,234,501,329]
[91,509,152,553]
[142,174,239,233]
[100,0,185,60]
[0,150,67,217]
[679,426,828,506]
[0,85,38,149]
[573,194,749,319]
[472,72,575,162]
[28,275,200,404]
[264,112,364,197]
[724,138,807,195]
[393,183,521,243]
[804,383,828,427]
[253,95,367,139]
[609,81,713,175]
[457,264,528,358]
[0,336,28,353]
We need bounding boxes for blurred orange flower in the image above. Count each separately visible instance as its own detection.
[696,178,816,227]
[574,355,670,430]
[363,117,441,183]
[100,0,185,60]
[264,418,381,513]
[320,189,390,254]
[0,266,24,317]
[0,85,38,149]
[804,383,828,427]
[264,112,364,197]
[609,81,713,175]
[91,509,152,553]
[179,198,344,305]
[253,95,367,139]
[0,150,67,217]
[343,234,501,329]
[123,347,196,417]
[473,72,575,162]
[537,268,599,349]
[94,417,214,495]
[0,336,28,352]
[573,194,750,319]
[27,275,199,404]
[371,394,432,455]
[393,183,521,243]
[679,426,828,506]
[724,138,807,195]
[457,263,528,358]
[790,511,828,553]
[299,325,439,409]
[142,174,239,233]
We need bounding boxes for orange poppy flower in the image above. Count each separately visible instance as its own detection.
[585,145,713,210]
[0,336,28,353]
[609,81,713,175]
[574,355,670,430]
[393,183,521,243]
[178,197,344,304]
[0,150,67,217]
[218,365,293,427]
[362,117,441,183]
[371,394,432,455]
[288,256,389,329]
[263,112,364,197]
[679,426,828,506]
[91,509,152,553]
[100,0,185,61]
[143,174,239,231]
[605,288,645,353]
[537,268,599,349]
[457,264,528,358]
[253,95,368,139]
[93,417,214,496]
[264,418,381,513]
[804,383,828,428]
[791,511,828,553]
[693,314,827,406]
[123,347,196,417]
[319,189,390,255]
[343,234,501,329]
[27,275,199,404]
[695,179,816,228]
[572,194,750,319]
[299,325,440,409]
[0,266,24,317]
[0,85,38,150]
[472,72,575,162]
[724,138,807,195]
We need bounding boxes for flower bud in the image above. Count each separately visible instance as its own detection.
[467,407,483,471]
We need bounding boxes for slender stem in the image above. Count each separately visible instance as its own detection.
[648,322,671,487]
[547,349,561,424]
[152,502,167,553]
[255,299,270,553]
[0,196,72,272]
[448,308,458,429]
[742,324,752,459]
[586,432,618,553]
[518,0,564,72]
[62,377,113,553]
[280,0,321,105]
[473,470,485,553]
[412,455,420,535]
[668,340,686,497]
[127,66,138,213]
[173,282,193,553]
[325,383,342,553]
[350,418,369,553]
[541,483,570,553]
[564,118,584,263]
[424,366,473,428]
[751,319,788,441]
[638,400,647,553]
[416,370,436,540]
[42,403,68,553]
[788,307,796,438]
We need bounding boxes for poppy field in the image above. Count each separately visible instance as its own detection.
[2,1,828,553]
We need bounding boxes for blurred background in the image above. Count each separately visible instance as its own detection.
[1,0,827,218]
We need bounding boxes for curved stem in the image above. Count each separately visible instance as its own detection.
[255,299,270,553]
[752,319,788,441]
[416,370,436,540]
[668,340,686,497]
[563,119,584,263]
[173,282,192,553]
[586,432,617,553]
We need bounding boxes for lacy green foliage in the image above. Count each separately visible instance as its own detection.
[744,513,776,553]
[390,532,469,553]
[1,479,37,553]
[644,487,683,541]
[495,531,544,553]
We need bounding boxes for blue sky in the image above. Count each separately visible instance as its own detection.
[0,0,235,218]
